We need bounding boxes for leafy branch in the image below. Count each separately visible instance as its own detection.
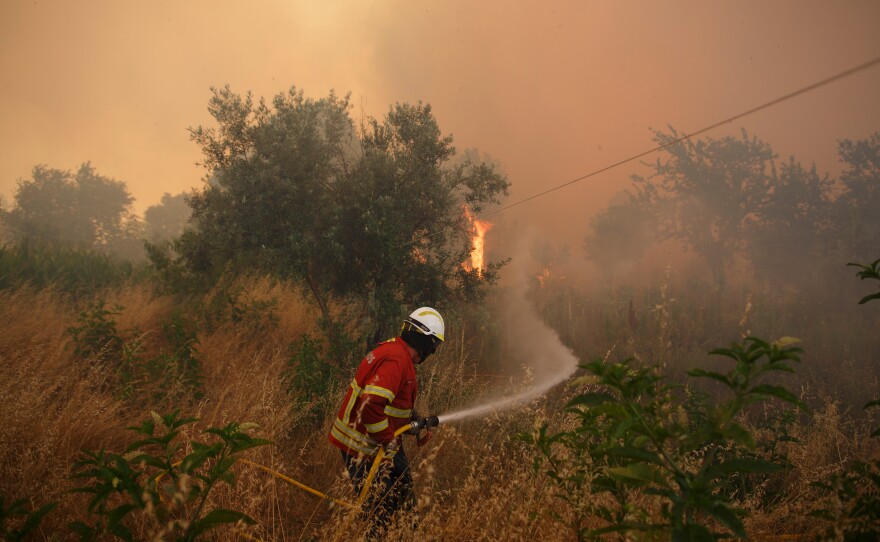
[847,258,880,305]
[69,410,270,541]
[527,336,806,540]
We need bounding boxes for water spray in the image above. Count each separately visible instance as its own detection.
[437,231,581,425]
[437,363,577,424]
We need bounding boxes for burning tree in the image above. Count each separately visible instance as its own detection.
[174,85,509,342]
[462,206,493,276]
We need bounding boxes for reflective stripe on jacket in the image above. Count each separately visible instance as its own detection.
[328,337,417,458]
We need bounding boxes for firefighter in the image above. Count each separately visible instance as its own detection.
[328,307,444,537]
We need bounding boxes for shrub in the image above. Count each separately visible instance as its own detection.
[67,300,126,363]
[0,496,57,541]
[525,336,807,540]
[808,259,880,540]
[139,311,205,402]
[0,240,134,297]
[67,303,205,402]
[199,279,279,335]
[69,410,270,541]
[284,331,351,423]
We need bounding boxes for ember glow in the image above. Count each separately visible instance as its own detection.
[536,266,551,286]
[463,207,493,275]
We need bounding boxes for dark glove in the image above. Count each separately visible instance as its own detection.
[405,415,439,435]
[405,420,424,435]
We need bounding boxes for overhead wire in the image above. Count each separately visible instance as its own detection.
[482,54,880,218]
[403,54,880,248]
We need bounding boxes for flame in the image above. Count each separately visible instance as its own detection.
[463,206,493,275]
[536,266,551,286]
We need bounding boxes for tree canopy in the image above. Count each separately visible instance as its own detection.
[585,129,880,291]
[175,85,509,337]
[633,128,776,286]
[1,163,141,257]
[144,192,191,244]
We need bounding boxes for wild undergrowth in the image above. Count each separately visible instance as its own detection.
[1,264,878,540]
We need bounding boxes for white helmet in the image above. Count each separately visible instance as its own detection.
[405,307,445,342]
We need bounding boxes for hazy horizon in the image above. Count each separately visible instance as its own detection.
[2,0,879,252]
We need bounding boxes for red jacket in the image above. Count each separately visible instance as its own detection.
[328,337,417,458]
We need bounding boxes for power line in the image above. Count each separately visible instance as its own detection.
[481,54,880,218]
[402,54,880,249]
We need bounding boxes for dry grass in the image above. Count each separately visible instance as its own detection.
[1,279,877,540]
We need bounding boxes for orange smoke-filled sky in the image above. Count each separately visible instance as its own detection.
[1,1,878,250]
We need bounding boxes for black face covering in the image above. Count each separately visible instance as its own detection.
[401,327,440,361]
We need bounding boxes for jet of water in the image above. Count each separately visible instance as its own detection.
[437,246,580,424]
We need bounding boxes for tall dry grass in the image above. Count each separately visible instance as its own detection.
[0,279,561,540]
[2,276,877,540]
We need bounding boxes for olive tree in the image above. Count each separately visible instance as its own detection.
[833,132,880,261]
[175,85,509,342]
[632,128,775,287]
[144,192,191,244]
[1,163,141,256]
[745,158,832,285]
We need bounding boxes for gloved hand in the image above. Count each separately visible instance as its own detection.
[405,419,425,435]
[405,415,439,435]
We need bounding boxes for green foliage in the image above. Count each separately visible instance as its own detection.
[0,163,143,259]
[284,333,341,422]
[0,496,57,541]
[175,85,509,337]
[283,322,361,422]
[809,259,880,540]
[69,410,270,541]
[67,303,205,402]
[526,336,806,540]
[0,240,134,296]
[847,258,880,305]
[67,300,127,363]
[144,192,191,244]
[199,280,279,334]
[136,312,205,402]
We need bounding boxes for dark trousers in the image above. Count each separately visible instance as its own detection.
[342,449,415,538]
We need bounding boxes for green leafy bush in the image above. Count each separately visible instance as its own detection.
[67,301,126,363]
[284,331,352,423]
[138,312,205,402]
[808,259,880,540]
[847,258,880,305]
[525,336,807,540]
[199,280,279,334]
[0,240,134,296]
[67,304,205,402]
[0,496,57,541]
[69,410,270,541]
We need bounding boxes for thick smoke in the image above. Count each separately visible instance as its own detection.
[438,235,579,424]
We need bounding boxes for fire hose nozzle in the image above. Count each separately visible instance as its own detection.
[407,415,440,434]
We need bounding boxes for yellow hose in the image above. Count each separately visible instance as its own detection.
[151,423,417,514]
[357,423,414,505]
[238,458,356,509]
[154,458,355,509]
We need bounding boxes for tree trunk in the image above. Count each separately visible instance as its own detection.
[305,267,343,370]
